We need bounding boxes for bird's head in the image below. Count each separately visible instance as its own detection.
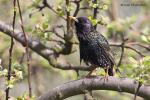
[69,16,93,33]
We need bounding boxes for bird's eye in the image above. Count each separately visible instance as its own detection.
[79,19,87,24]
[83,19,87,23]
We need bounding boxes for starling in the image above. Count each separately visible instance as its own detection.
[70,16,115,76]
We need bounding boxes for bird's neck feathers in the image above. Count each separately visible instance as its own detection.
[76,25,97,41]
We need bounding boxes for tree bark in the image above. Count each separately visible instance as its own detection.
[37,76,150,100]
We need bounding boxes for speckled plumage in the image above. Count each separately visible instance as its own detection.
[75,17,114,76]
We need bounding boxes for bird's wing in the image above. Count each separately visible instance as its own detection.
[96,33,115,65]
[97,33,110,51]
[79,43,84,64]
[79,40,89,64]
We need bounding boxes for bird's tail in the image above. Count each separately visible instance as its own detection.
[108,67,114,76]
[105,67,114,76]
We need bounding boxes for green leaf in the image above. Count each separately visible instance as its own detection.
[88,16,98,26]
[92,4,98,8]
[44,33,49,39]
[142,26,149,35]
[129,57,137,64]
[58,10,65,17]
[29,0,42,8]
[2,69,8,76]
[141,35,149,43]
[7,83,14,89]
[126,15,137,24]
[66,5,73,12]
[143,56,150,61]
[143,56,150,66]
[15,69,23,79]
[56,5,62,11]
[42,22,49,30]
[44,32,54,40]
[6,76,16,89]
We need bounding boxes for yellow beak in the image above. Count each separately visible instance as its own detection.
[69,16,78,22]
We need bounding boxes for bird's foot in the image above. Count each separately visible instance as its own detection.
[86,71,92,77]
[101,74,109,82]
[85,69,97,78]
[102,67,109,82]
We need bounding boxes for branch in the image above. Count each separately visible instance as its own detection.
[0,21,93,71]
[37,76,150,100]
[17,0,32,96]
[0,21,148,72]
[6,0,16,99]
[0,21,53,60]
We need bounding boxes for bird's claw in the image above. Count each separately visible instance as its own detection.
[101,67,109,82]
[101,74,109,82]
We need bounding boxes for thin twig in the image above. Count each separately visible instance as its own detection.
[72,0,82,17]
[117,43,124,67]
[124,46,145,57]
[93,0,98,29]
[110,44,145,57]
[43,29,64,40]
[53,25,65,39]
[66,0,70,34]
[16,0,32,97]
[32,0,66,20]
[5,0,16,99]
[48,38,64,44]
[80,7,91,10]
[116,34,126,72]
[128,42,150,51]
[134,82,142,100]
[42,0,66,20]
[19,53,25,64]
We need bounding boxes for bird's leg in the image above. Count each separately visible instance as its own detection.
[102,66,109,82]
[86,70,94,77]
[85,68,96,77]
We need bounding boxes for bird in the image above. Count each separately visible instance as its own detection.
[69,16,115,78]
